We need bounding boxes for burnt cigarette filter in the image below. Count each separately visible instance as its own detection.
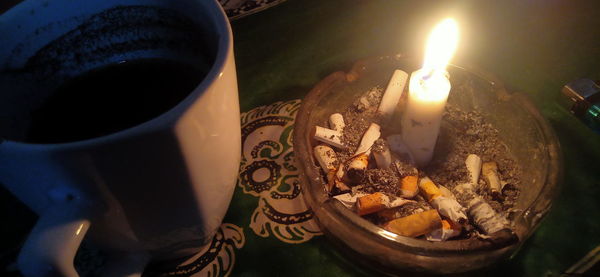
[329,113,345,132]
[346,153,369,182]
[383,209,443,237]
[482,161,502,197]
[355,123,381,155]
[372,138,393,169]
[313,126,346,149]
[467,197,508,234]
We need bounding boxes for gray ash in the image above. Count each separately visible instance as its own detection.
[360,169,400,196]
[340,87,383,153]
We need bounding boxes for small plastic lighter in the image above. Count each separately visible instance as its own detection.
[561,79,600,133]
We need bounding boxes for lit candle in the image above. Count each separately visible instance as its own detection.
[401,18,459,166]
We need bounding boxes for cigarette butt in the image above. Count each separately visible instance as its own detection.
[387,134,416,165]
[346,153,369,182]
[426,219,462,241]
[399,175,419,198]
[357,192,388,215]
[383,210,443,237]
[355,123,381,155]
[468,197,508,234]
[378,69,408,122]
[482,161,502,197]
[314,145,338,192]
[418,177,442,202]
[465,154,482,186]
[430,196,468,224]
[313,145,337,172]
[329,113,345,132]
[313,126,346,149]
[372,138,392,169]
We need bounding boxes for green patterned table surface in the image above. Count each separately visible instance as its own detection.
[227,0,600,276]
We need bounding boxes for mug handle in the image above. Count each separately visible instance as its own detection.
[17,192,90,277]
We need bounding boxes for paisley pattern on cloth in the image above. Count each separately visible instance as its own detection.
[238,99,322,243]
[153,223,245,277]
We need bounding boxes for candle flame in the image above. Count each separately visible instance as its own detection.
[422,18,459,75]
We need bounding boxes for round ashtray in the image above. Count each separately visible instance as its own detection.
[294,55,562,274]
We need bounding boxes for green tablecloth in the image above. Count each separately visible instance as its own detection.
[1,0,599,276]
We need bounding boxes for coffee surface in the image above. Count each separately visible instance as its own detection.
[26,59,206,143]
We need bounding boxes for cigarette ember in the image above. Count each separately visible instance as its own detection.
[312,80,521,241]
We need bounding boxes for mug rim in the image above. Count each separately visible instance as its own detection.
[1,0,233,149]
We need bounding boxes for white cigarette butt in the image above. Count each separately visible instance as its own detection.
[329,113,345,132]
[372,139,392,169]
[482,161,502,195]
[378,70,408,122]
[313,145,337,172]
[467,197,508,234]
[313,126,346,149]
[465,154,482,186]
[354,123,381,155]
[430,196,468,224]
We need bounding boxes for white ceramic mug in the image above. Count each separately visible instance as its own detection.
[0,0,240,276]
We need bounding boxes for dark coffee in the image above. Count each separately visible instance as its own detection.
[25,59,207,143]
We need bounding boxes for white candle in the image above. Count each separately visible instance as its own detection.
[401,18,459,166]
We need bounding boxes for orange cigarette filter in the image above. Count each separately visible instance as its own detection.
[399,175,418,198]
[419,177,442,202]
[383,209,443,237]
[356,192,387,215]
